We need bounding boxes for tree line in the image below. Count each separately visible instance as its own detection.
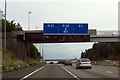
[81,42,120,60]
[2,19,22,32]
[2,19,41,59]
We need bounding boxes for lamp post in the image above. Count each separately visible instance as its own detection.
[36,26,37,30]
[41,43,44,61]
[27,11,31,63]
[35,26,37,48]
[28,12,31,30]
[4,0,7,52]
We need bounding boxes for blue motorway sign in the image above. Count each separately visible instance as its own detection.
[44,23,88,35]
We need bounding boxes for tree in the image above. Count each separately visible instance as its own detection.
[2,19,23,32]
[29,44,41,59]
[81,42,120,60]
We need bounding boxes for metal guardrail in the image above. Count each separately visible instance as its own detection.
[96,30,120,36]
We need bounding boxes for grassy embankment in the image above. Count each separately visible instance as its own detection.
[2,49,43,73]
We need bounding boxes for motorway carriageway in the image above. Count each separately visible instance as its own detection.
[2,64,119,80]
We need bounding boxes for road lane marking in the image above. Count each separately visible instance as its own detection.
[59,65,79,79]
[106,71,113,74]
[20,66,45,80]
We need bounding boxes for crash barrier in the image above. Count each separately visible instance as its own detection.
[92,60,119,67]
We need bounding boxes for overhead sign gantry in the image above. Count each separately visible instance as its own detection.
[17,23,90,43]
[43,23,90,42]
[44,23,88,35]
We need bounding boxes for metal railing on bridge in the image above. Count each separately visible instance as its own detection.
[90,30,120,38]
[97,30,120,36]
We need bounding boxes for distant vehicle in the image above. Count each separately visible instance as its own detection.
[58,60,65,64]
[49,62,54,64]
[58,61,63,64]
[75,58,92,69]
[64,60,72,66]
[61,60,65,65]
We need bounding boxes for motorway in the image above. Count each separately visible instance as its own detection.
[2,64,119,80]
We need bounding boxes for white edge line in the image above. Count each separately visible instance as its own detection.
[59,65,78,79]
[20,66,45,80]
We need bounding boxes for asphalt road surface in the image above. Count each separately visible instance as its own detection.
[2,64,120,80]
[62,64,119,80]
[2,64,76,80]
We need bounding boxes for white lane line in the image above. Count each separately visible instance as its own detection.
[106,71,113,74]
[20,66,45,80]
[59,65,79,79]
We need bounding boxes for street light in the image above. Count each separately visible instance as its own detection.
[27,11,31,63]
[36,26,37,30]
[28,12,31,30]
[4,0,7,52]
[35,26,38,48]
[41,43,44,60]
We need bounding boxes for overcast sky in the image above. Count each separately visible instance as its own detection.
[1,0,120,30]
[36,42,95,59]
[1,0,120,59]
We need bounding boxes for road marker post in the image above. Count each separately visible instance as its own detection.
[112,61,116,67]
